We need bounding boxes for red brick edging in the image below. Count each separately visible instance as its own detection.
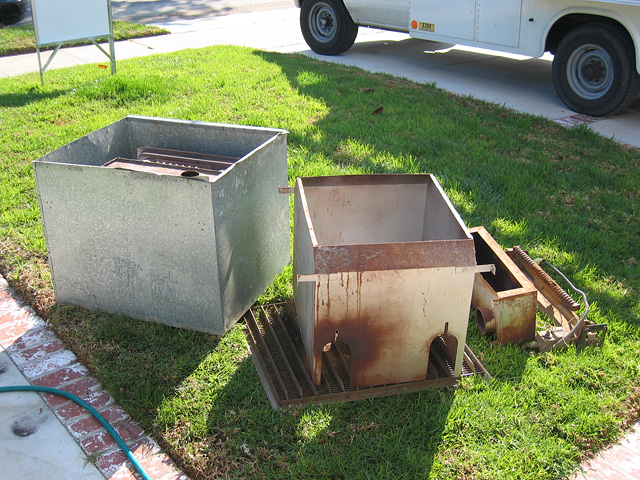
[0,275,188,480]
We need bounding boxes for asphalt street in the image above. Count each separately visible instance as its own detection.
[110,0,295,23]
[18,0,295,25]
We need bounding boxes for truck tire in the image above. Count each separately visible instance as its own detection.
[300,0,358,55]
[552,23,640,117]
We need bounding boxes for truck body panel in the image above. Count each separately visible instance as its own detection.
[297,0,640,115]
[344,0,409,31]
[335,0,640,74]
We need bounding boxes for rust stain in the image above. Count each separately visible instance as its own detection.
[345,273,350,319]
[297,175,478,388]
[471,227,537,344]
[325,275,331,313]
[497,324,533,344]
[356,271,363,319]
[315,280,321,329]
[314,241,475,274]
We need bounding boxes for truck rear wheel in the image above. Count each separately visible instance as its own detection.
[552,23,640,117]
[300,0,358,55]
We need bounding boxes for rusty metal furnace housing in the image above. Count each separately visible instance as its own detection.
[293,174,493,388]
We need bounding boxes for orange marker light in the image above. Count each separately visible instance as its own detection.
[411,20,418,29]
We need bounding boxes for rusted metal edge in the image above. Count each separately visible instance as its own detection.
[511,246,580,311]
[243,302,490,409]
[505,247,608,351]
[297,264,494,284]
[243,324,282,410]
[279,377,459,407]
[464,345,491,379]
[507,249,581,332]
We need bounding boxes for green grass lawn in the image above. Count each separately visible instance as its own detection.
[0,21,167,57]
[1,45,639,480]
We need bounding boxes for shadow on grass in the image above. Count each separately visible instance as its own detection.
[202,354,459,480]
[48,305,221,419]
[0,89,67,108]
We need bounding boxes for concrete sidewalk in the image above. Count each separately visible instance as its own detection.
[1,8,638,149]
[0,276,188,480]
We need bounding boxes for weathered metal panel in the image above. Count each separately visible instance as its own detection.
[293,177,317,375]
[294,174,480,388]
[313,240,476,273]
[37,117,131,166]
[125,116,283,159]
[34,163,223,333]
[470,226,537,343]
[211,133,290,332]
[33,116,289,335]
[301,267,476,387]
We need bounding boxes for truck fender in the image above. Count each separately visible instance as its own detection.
[540,6,640,75]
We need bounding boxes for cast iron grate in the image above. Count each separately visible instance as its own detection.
[103,146,239,178]
[243,302,490,409]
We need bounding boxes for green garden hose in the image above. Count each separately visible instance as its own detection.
[0,385,152,480]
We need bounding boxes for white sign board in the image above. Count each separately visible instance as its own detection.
[30,0,115,84]
[32,0,113,47]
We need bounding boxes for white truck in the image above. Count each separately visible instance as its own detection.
[294,0,640,116]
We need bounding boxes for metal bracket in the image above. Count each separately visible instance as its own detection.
[457,264,496,275]
[576,323,608,351]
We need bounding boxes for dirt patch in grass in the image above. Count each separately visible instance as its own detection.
[0,239,54,317]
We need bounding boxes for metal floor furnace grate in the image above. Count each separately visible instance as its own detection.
[243,303,490,409]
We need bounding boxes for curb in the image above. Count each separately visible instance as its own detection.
[0,275,188,480]
[570,421,640,480]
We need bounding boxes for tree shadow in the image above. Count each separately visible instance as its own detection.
[15,0,234,26]
[0,89,68,108]
[110,0,234,24]
[204,353,459,479]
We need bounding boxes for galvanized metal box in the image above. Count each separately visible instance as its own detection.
[293,174,488,388]
[33,116,290,335]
